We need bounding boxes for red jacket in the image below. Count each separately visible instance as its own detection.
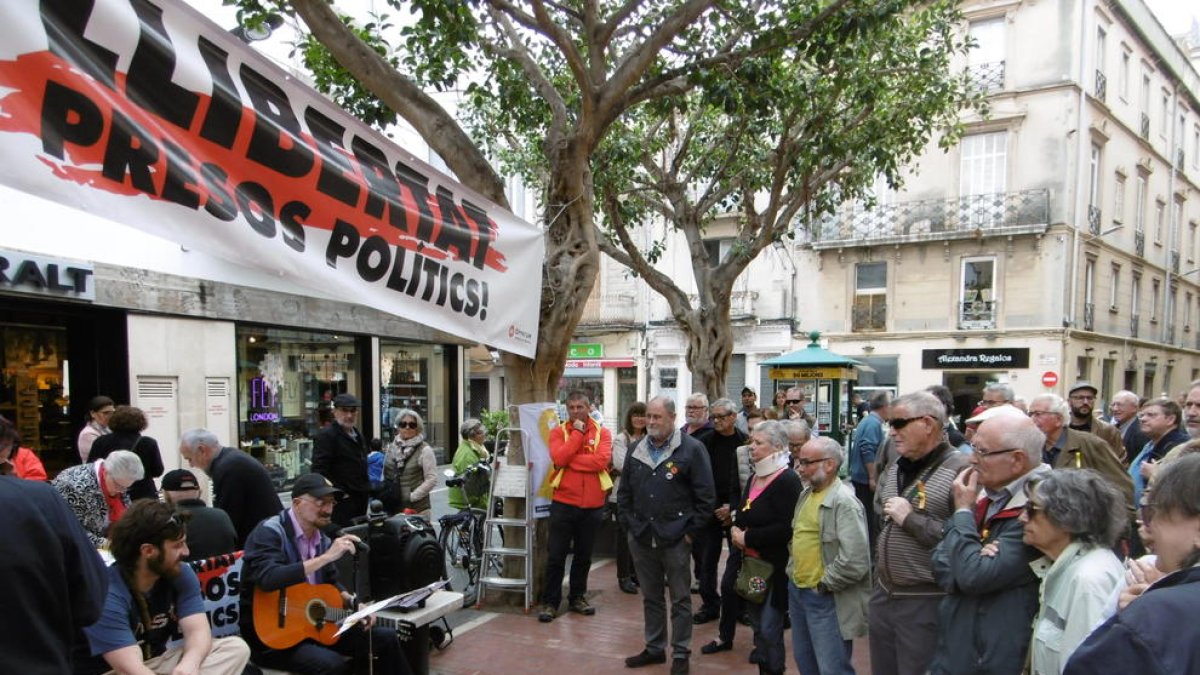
[548,418,613,509]
[10,446,47,481]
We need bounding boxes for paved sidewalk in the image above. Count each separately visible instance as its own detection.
[428,559,871,674]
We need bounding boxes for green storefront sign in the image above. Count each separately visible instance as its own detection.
[568,343,604,359]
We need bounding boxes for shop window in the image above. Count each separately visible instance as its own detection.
[380,342,448,449]
[0,326,70,469]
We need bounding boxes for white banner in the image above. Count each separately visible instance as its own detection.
[0,0,542,356]
[517,401,559,519]
[167,552,244,647]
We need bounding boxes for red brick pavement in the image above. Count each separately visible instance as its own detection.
[427,560,872,674]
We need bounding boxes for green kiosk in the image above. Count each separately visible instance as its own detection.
[760,331,867,446]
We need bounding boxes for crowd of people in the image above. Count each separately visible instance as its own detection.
[6,377,1200,675]
[530,381,1200,675]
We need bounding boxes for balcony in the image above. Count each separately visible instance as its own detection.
[1131,313,1140,338]
[810,189,1050,248]
[1087,205,1102,235]
[852,296,887,332]
[578,292,638,329]
[729,290,758,318]
[1135,230,1145,257]
[959,298,997,330]
[1140,113,1150,139]
[1083,302,1095,331]
[968,61,1005,92]
[1094,70,1107,102]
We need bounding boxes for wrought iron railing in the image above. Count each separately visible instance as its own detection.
[959,298,997,330]
[1135,230,1145,257]
[1094,70,1107,102]
[810,189,1050,244]
[1131,314,1140,338]
[968,61,1005,92]
[1083,302,1095,331]
[578,293,638,326]
[1087,205,1102,234]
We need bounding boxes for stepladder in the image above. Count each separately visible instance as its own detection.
[476,425,535,611]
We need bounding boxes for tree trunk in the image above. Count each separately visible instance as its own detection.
[682,299,736,402]
[492,154,598,607]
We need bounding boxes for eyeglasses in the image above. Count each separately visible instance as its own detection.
[713,411,736,419]
[1028,410,1056,418]
[973,446,1022,458]
[786,399,803,405]
[301,495,337,508]
[795,457,831,467]
[397,421,418,429]
[889,415,928,430]
[1022,501,1044,518]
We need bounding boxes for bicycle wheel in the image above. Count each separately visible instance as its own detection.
[439,518,476,606]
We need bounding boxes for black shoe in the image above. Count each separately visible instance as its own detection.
[625,650,667,668]
[568,596,596,616]
[692,609,718,625]
[537,604,556,623]
[619,578,639,594]
[671,657,690,675]
[738,612,752,626]
[700,640,732,655]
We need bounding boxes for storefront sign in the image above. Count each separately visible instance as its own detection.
[0,0,543,356]
[248,377,280,423]
[768,367,857,380]
[563,358,636,369]
[922,348,1030,369]
[0,248,94,301]
[568,343,604,359]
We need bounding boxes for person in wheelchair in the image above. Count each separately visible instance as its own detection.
[448,419,492,512]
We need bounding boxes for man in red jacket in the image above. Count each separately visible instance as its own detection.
[538,390,613,623]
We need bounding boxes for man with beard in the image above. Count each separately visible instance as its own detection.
[76,500,250,675]
[1109,391,1149,464]
[1066,383,1125,463]
[240,474,411,674]
[1183,381,1200,439]
[682,393,714,439]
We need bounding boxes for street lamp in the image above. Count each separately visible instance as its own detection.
[231,14,283,43]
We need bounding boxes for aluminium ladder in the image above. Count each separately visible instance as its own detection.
[475,423,535,610]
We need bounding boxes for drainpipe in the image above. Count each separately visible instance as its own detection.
[1068,0,1093,332]
[1163,83,1180,344]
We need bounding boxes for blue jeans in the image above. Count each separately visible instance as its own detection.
[789,582,854,675]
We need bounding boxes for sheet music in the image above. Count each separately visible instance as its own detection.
[335,580,449,636]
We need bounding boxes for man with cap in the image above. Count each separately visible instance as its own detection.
[162,468,237,560]
[241,474,412,675]
[313,393,372,527]
[1067,382,1126,463]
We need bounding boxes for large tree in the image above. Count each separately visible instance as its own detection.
[584,1,984,399]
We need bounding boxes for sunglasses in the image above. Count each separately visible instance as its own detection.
[889,415,928,430]
[397,421,419,429]
[786,399,803,405]
[795,457,831,467]
[1022,501,1043,518]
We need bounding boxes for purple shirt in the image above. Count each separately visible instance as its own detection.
[287,508,321,584]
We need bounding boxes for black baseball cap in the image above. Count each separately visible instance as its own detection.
[291,473,346,500]
[161,469,199,491]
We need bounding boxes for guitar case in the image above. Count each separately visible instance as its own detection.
[344,513,443,600]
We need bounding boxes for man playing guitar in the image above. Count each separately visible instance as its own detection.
[240,473,411,674]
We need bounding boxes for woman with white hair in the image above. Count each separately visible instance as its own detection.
[384,409,437,517]
[50,450,144,547]
[1022,469,1127,674]
[448,418,490,511]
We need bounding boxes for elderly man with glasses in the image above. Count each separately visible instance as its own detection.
[312,393,371,527]
[1026,393,1133,515]
[869,391,969,675]
[690,398,747,626]
[929,414,1052,675]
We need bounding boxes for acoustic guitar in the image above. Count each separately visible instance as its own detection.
[253,584,412,649]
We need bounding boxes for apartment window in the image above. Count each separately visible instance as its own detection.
[1084,257,1096,329]
[1141,71,1152,135]
[1132,273,1142,314]
[1151,278,1160,322]
[960,131,1008,226]
[960,257,997,329]
[1119,47,1131,101]
[1113,173,1126,224]
[1192,221,1200,263]
[1110,264,1121,311]
[703,238,733,268]
[1155,200,1165,244]
[852,262,887,331]
[968,18,1006,91]
[1161,91,1170,136]
[1135,174,1147,233]
[1094,26,1107,100]
[1194,124,1199,168]
[1088,144,1102,207]
[1186,291,1193,331]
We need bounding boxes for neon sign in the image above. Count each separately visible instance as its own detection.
[249,377,280,423]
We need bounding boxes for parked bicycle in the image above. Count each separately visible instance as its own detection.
[438,459,502,606]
